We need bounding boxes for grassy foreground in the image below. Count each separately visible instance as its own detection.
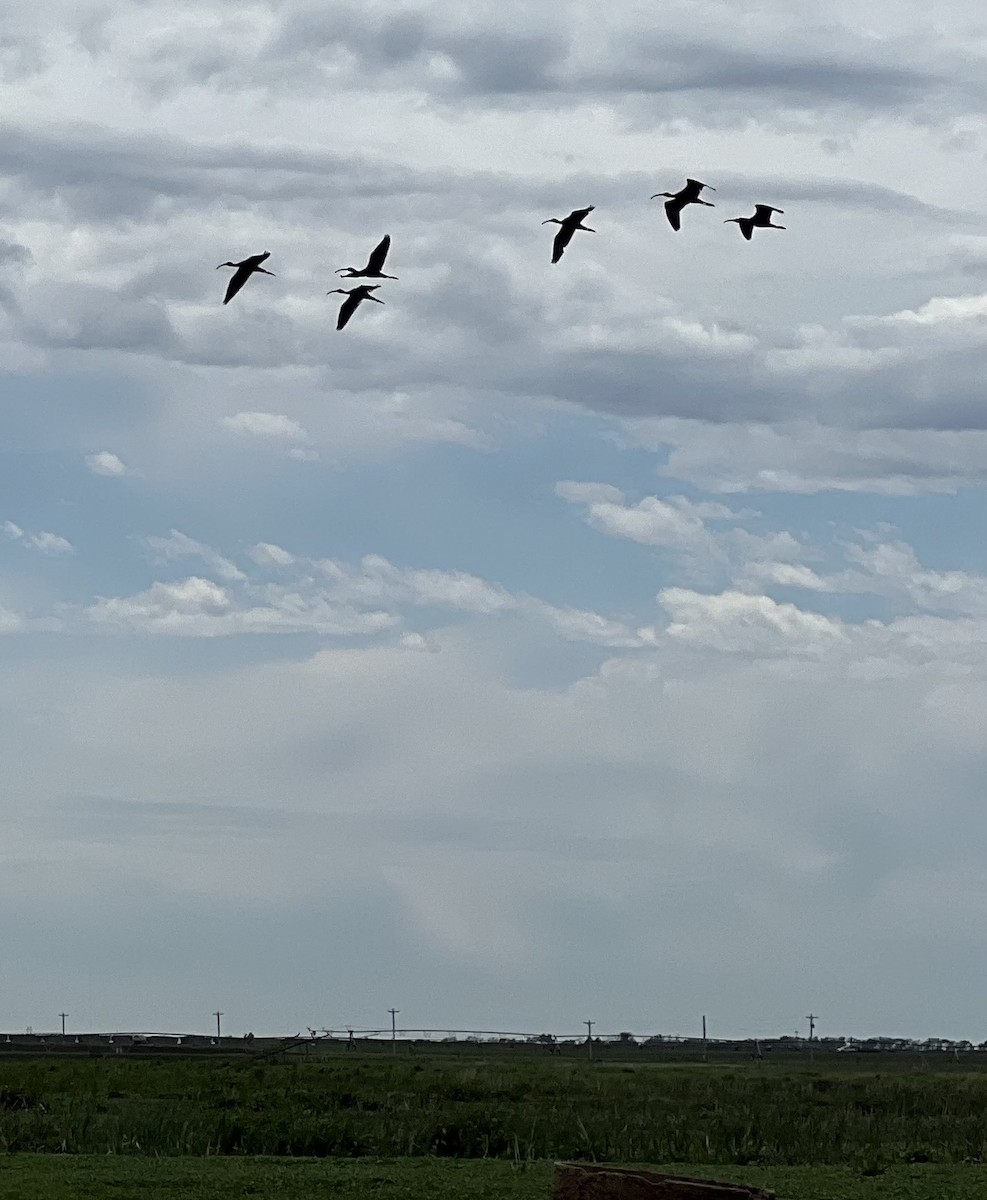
[4,1055,987,1200]
[4,1057,987,1163]
[3,1156,987,1200]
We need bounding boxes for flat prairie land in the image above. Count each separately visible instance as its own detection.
[3,1156,987,1200]
[3,1055,987,1163]
[3,1053,987,1199]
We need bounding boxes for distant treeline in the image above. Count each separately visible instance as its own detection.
[3,1027,984,1056]
[1,1029,984,1061]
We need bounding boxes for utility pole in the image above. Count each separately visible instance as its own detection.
[214,1011,223,1039]
[805,1014,818,1061]
[585,1019,594,1060]
[388,1008,399,1055]
[701,1014,707,1063]
[59,1013,68,1037]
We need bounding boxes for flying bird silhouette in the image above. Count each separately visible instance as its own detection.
[542,206,596,263]
[216,251,275,304]
[335,234,397,279]
[326,284,385,330]
[651,179,715,231]
[724,205,786,240]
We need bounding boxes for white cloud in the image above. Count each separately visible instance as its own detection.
[249,542,295,567]
[3,521,73,555]
[71,538,662,650]
[744,562,836,592]
[15,519,982,680]
[630,419,987,496]
[398,631,439,652]
[88,577,231,633]
[854,292,987,333]
[530,601,649,648]
[556,481,805,585]
[0,607,23,633]
[318,555,517,616]
[659,588,847,656]
[739,538,987,623]
[590,497,713,550]
[556,483,719,555]
[221,412,309,441]
[843,539,987,618]
[85,451,129,477]
[146,530,245,583]
[86,575,399,638]
[31,531,74,555]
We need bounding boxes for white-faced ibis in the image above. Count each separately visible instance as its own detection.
[650,179,715,231]
[724,205,786,240]
[335,235,397,279]
[216,251,275,304]
[542,206,596,263]
[326,284,385,330]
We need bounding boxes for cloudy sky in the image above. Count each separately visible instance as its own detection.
[1,0,986,1041]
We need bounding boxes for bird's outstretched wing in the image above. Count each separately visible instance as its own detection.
[552,225,573,263]
[367,235,391,274]
[570,206,595,222]
[755,205,783,217]
[664,198,682,231]
[740,220,754,240]
[223,264,252,305]
[337,293,361,330]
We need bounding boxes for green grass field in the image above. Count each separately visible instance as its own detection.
[3,1052,987,1198]
[3,1055,987,1163]
[3,1157,987,1200]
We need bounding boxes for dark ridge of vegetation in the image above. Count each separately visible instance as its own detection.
[2,1056,987,1165]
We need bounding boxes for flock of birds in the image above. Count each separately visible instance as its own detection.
[216,178,785,328]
